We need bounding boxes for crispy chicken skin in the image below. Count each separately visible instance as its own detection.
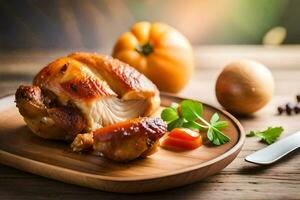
[15,85,86,140]
[15,52,160,141]
[71,117,167,162]
[33,52,160,115]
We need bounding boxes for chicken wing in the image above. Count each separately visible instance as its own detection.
[71,117,167,162]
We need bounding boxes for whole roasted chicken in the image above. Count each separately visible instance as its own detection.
[15,52,166,161]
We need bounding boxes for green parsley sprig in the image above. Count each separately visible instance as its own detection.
[247,127,284,144]
[161,100,230,145]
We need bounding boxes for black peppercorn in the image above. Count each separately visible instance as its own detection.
[276,95,300,116]
[286,103,293,115]
[294,103,300,114]
[277,106,285,115]
[297,95,300,103]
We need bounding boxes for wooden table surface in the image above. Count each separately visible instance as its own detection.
[0,46,299,199]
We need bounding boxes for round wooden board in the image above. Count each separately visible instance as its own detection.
[0,93,245,193]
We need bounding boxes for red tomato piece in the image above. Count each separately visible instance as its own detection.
[161,128,202,151]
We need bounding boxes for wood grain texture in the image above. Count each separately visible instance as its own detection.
[0,94,244,193]
[0,47,299,199]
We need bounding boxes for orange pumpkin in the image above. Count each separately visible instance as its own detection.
[112,21,194,93]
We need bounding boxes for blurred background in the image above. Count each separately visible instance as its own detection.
[0,0,299,51]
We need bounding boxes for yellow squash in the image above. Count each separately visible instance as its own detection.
[112,21,194,93]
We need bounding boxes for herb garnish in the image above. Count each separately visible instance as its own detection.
[247,126,284,144]
[161,100,230,145]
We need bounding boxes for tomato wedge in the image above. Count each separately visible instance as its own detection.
[161,128,202,151]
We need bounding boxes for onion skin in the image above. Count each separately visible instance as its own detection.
[215,60,274,115]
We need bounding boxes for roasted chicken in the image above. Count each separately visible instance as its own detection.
[15,52,165,161]
[71,117,167,162]
[15,85,86,140]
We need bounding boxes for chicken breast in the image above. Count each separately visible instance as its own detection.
[71,117,167,162]
[15,52,160,140]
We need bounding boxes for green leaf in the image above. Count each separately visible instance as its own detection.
[180,100,203,121]
[246,131,256,137]
[213,121,228,130]
[167,118,184,131]
[210,113,219,124]
[209,113,228,130]
[161,107,179,122]
[210,128,230,145]
[206,112,229,145]
[207,127,214,141]
[160,99,230,146]
[214,128,230,143]
[256,127,283,144]
[246,127,284,144]
[212,137,221,146]
[182,121,203,130]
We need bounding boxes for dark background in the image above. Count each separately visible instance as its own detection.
[0,0,299,51]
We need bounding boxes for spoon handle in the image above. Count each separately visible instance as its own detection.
[245,131,300,165]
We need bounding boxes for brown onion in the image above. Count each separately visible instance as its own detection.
[215,60,274,115]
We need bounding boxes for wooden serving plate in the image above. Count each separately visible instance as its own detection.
[0,93,245,193]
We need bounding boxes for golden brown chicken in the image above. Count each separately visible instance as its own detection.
[71,117,167,162]
[15,85,86,139]
[15,52,165,161]
[15,52,160,141]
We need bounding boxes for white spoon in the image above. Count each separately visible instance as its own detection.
[245,131,300,165]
